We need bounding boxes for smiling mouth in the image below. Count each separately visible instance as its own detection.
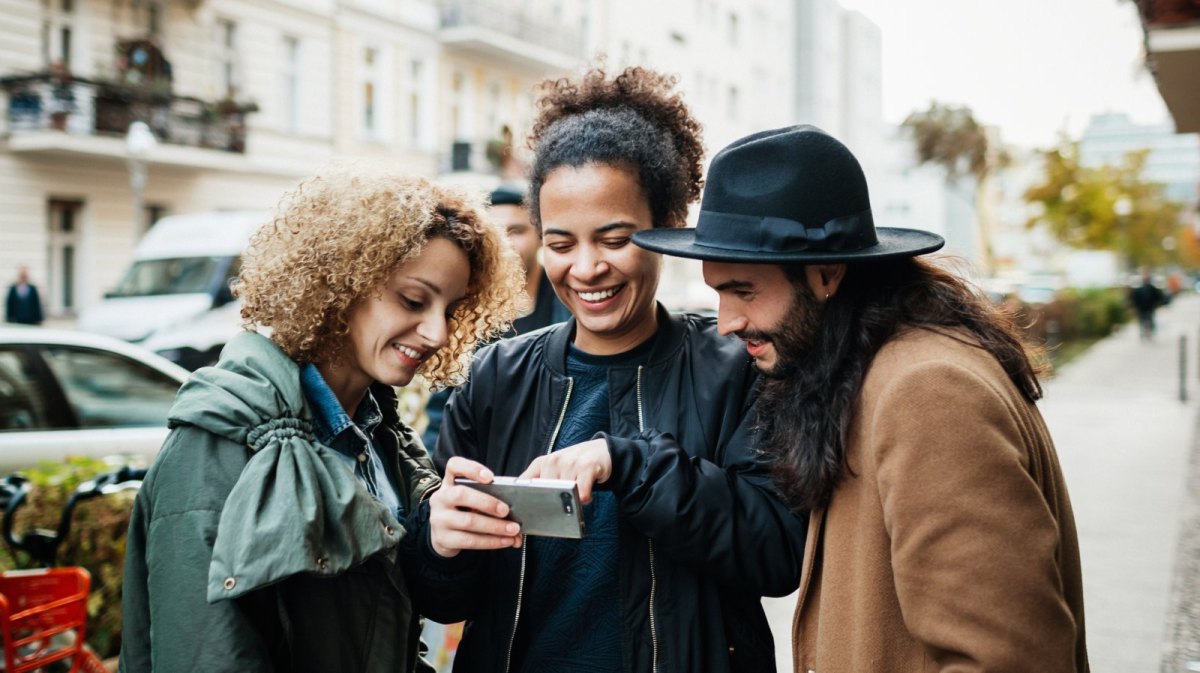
[392,343,426,366]
[739,336,772,358]
[576,285,624,303]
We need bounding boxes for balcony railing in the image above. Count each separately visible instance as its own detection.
[1135,0,1200,28]
[0,72,258,153]
[439,0,584,60]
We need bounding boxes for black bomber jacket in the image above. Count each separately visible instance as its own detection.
[410,306,808,673]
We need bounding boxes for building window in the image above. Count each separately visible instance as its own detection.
[728,12,738,46]
[450,70,468,140]
[41,0,76,70]
[216,18,238,98]
[282,35,300,133]
[362,47,380,136]
[486,81,502,138]
[146,1,162,38]
[408,59,424,146]
[46,199,82,315]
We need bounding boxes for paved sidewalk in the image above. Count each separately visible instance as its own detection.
[763,293,1200,672]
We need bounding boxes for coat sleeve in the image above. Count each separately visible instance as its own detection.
[601,406,808,598]
[399,497,489,624]
[120,427,275,673]
[871,361,1079,672]
[410,362,494,622]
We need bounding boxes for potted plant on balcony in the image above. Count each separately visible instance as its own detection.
[47,60,75,131]
[200,97,257,152]
[484,124,515,175]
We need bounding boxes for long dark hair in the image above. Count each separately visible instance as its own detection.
[759,257,1045,512]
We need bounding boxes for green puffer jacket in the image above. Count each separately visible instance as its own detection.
[119,332,440,673]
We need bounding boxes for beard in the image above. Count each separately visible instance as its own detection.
[750,282,836,510]
[742,280,824,380]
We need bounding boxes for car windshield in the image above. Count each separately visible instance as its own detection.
[108,257,223,297]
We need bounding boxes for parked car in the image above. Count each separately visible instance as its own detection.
[0,326,189,473]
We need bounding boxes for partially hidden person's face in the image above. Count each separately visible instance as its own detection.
[342,237,470,390]
[493,203,540,280]
[703,261,824,376]
[540,163,662,355]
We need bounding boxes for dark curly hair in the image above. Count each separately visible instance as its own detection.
[527,66,705,233]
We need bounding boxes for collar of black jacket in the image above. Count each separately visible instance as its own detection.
[543,303,688,376]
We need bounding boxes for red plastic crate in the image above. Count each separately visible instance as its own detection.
[0,568,104,673]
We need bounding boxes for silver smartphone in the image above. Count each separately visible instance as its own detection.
[454,476,585,539]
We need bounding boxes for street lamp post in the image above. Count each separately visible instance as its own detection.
[126,121,157,235]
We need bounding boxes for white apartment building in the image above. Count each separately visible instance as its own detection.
[873,132,984,275]
[1079,112,1200,210]
[592,0,795,153]
[0,0,443,318]
[435,0,587,180]
[1,0,885,318]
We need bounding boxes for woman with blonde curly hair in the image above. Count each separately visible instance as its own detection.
[421,66,807,672]
[119,167,524,673]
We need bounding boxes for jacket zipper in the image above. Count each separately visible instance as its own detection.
[503,378,574,673]
[636,366,659,673]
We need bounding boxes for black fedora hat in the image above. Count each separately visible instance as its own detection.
[633,125,944,263]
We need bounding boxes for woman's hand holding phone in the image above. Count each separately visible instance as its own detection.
[429,456,522,558]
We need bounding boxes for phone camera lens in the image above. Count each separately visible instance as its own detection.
[561,491,574,515]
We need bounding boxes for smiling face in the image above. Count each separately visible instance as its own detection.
[703,261,830,376]
[322,237,470,409]
[539,163,663,355]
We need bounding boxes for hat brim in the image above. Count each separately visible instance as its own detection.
[632,226,945,263]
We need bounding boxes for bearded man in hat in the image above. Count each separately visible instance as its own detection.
[634,126,1088,672]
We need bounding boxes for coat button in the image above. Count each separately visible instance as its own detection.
[418,477,432,484]
[357,453,368,463]
[385,525,395,536]
[728,645,735,654]
[316,557,328,570]
[223,577,236,590]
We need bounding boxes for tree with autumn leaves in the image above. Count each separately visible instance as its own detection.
[904,101,1197,272]
[902,102,1009,275]
[1023,140,1197,270]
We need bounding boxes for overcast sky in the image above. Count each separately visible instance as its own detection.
[837,0,1172,149]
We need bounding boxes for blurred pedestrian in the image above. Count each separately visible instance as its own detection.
[1130,268,1166,341]
[421,182,569,449]
[5,266,43,325]
[635,125,1089,671]
[119,167,524,673]
[418,66,806,673]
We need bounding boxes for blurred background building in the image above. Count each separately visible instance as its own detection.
[3,0,1196,322]
[0,0,887,318]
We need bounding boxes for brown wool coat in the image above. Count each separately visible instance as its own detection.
[792,328,1089,673]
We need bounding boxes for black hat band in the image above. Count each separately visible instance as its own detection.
[693,209,879,255]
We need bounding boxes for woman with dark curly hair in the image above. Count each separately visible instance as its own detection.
[119,167,524,673]
[418,67,808,673]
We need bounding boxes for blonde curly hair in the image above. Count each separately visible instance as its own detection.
[236,166,525,388]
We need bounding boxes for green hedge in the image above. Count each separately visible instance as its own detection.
[1016,287,1130,344]
[1007,287,1132,370]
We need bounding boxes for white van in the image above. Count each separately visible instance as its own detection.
[79,211,263,370]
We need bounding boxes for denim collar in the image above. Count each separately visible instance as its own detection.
[299,363,383,450]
